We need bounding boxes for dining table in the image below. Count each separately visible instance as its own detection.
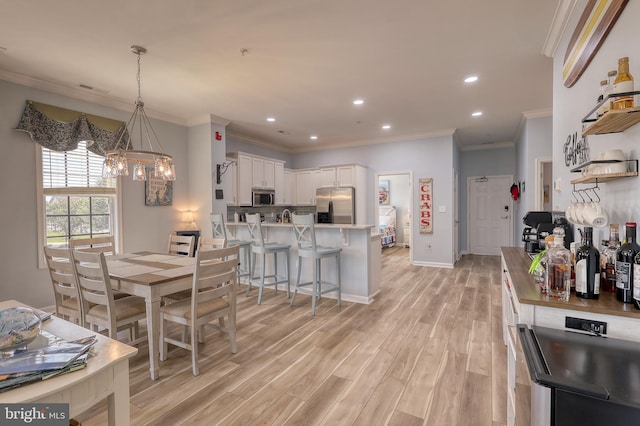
[105,252,195,380]
[0,299,137,425]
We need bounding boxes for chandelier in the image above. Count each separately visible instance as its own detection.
[103,45,175,181]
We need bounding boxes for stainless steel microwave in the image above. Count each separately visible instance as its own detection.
[252,189,275,206]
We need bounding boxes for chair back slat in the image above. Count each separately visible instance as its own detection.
[198,236,227,252]
[70,236,116,255]
[192,246,239,307]
[168,234,195,257]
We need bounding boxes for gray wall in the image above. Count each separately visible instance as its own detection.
[0,79,189,308]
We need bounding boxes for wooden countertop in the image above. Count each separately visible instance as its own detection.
[502,246,640,320]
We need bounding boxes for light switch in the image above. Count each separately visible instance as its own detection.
[439,205,446,213]
[553,178,562,191]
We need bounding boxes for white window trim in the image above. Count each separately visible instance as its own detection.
[35,145,123,269]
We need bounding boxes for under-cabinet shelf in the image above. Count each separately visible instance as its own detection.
[570,159,638,184]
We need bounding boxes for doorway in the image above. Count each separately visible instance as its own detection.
[467,175,514,256]
[376,172,412,259]
[535,157,553,210]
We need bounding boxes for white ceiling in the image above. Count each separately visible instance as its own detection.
[0,0,559,153]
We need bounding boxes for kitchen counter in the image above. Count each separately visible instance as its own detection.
[227,222,380,304]
[502,246,640,320]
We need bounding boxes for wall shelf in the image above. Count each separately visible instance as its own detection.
[581,91,640,136]
[570,159,638,184]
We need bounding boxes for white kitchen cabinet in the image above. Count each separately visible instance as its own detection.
[318,165,360,188]
[281,169,295,205]
[296,169,319,205]
[236,154,253,206]
[221,159,237,205]
[274,163,285,204]
[252,158,276,189]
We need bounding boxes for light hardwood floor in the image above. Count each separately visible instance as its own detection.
[76,247,507,425]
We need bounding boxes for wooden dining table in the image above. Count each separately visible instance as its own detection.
[105,252,195,380]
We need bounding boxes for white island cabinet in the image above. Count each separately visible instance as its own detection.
[228,222,380,303]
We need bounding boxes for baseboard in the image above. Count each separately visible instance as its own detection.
[411,260,455,269]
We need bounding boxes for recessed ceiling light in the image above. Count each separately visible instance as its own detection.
[310,135,318,140]
[353,99,364,105]
[464,76,479,83]
[382,124,391,130]
[472,111,483,117]
[266,117,276,122]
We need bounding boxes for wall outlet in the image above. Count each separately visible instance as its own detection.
[565,316,607,335]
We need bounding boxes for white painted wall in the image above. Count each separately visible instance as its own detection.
[0,79,189,308]
[553,0,640,246]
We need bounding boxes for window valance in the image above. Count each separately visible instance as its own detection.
[14,100,128,156]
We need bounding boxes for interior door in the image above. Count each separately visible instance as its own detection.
[468,175,513,255]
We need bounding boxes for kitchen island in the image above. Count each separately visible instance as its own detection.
[227,222,381,304]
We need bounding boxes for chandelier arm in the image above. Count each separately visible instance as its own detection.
[140,107,167,154]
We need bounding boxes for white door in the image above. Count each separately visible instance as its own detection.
[468,175,513,255]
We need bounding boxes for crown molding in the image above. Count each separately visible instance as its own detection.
[458,141,515,152]
[542,0,578,58]
[0,68,187,126]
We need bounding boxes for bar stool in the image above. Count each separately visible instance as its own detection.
[245,213,290,304]
[290,213,342,315]
[211,213,251,284]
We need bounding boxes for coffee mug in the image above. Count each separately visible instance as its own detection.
[582,201,608,227]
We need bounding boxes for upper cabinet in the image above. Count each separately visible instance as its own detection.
[252,157,277,189]
[318,165,363,188]
[296,169,319,205]
[228,152,285,206]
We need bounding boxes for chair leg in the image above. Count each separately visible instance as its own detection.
[247,252,257,295]
[160,316,168,361]
[258,254,266,304]
[290,256,302,306]
[311,257,318,316]
[274,252,279,293]
[336,254,342,307]
[191,322,199,376]
[229,313,238,354]
[285,250,290,298]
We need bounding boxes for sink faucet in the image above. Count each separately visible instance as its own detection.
[282,209,292,223]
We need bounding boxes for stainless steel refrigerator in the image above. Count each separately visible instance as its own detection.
[316,187,355,224]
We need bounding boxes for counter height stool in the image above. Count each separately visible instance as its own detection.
[291,213,342,316]
[211,213,251,284]
[245,213,290,304]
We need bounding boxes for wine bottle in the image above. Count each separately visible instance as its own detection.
[602,224,620,293]
[576,227,600,299]
[616,222,639,303]
[612,57,634,110]
[633,251,640,310]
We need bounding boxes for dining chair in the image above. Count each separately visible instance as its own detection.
[71,249,146,343]
[69,235,116,255]
[211,213,251,283]
[290,213,342,315]
[69,235,129,299]
[43,246,82,324]
[197,236,227,251]
[159,245,239,376]
[168,234,195,257]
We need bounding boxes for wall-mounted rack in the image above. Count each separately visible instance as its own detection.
[581,91,640,136]
[570,159,638,184]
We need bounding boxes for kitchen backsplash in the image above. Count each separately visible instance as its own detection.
[227,205,316,223]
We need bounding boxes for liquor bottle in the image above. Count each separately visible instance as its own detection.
[596,79,608,117]
[546,227,571,301]
[602,224,620,293]
[611,57,634,110]
[616,222,639,303]
[603,70,617,114]
[576,227,600,299]
[633,250,640,309]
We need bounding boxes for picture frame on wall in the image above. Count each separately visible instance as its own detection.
[145,169,173,206]
[379,180,390,205]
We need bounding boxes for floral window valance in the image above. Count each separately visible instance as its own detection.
[14,100,128,156]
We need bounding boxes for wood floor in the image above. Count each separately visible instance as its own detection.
[76,247,507,426]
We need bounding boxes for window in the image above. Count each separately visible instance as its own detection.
[37,141,120,266]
